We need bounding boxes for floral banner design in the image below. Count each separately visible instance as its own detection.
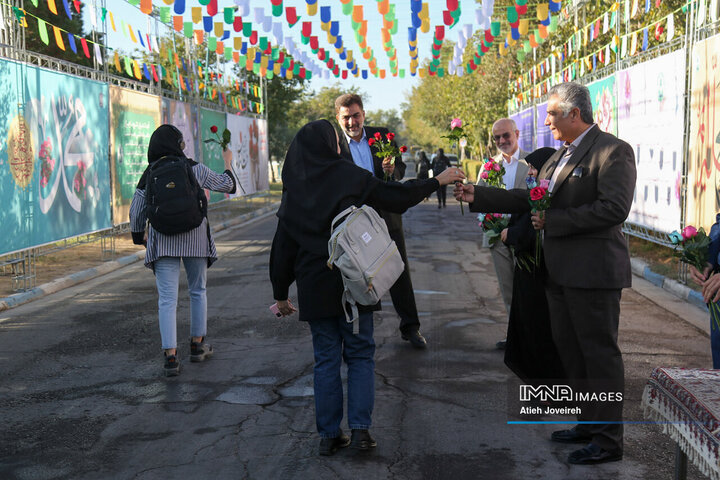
[0,59,110,256]
[587,74,617,136]
[686,33,720,232]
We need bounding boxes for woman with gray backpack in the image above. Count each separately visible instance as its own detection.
[130,124,236,377]
[269,119,464,456]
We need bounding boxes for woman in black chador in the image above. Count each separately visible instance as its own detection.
[501,147,566,382]
[269,120,464,456]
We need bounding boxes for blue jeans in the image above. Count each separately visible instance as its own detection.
[309,313,375,438]
[154,256,208,349]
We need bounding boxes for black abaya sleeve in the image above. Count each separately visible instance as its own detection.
[269,222,298,301]
[364,178,440,214]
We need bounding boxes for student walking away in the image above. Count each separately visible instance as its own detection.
[416,151,431,181]
[431,148,451,208]
[269,120,464,456]
[130,124,236,377]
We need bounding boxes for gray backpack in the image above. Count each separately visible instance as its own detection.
[327,205,405,333]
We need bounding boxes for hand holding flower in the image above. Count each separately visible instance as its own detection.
[204,125,232,151]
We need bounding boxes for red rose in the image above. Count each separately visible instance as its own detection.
[368,138,376,146]
[374,132,382,140]
[485,213,493,221]
[210,125,218,133]
[386,132,395,141]
[530,187,547,201]
[399,145,407,153]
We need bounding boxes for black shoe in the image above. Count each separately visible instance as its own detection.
[438,205,442,209]
[190,337,213,362]
[350,429,376,450]
[567,443,623,464]
[318,429,350,456]
[163,353,180,377]
[551,427,593,444]
[401,330,427,349]
[495,339,507,350]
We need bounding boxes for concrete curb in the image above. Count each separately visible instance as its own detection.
[630,257,708,311]
[0,202,280,313]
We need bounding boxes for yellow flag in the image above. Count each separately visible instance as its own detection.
[47,0,58,15]
[537,4,549,21]
[52,25,65,50]
[519,19,529,35]
[192,7,202,24]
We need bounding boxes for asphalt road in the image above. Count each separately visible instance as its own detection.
[0,198,712,480]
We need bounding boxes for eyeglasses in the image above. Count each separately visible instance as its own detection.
[493,132,512,142]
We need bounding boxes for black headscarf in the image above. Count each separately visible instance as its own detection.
[277,119,378,255]
[525,147,556,172]
[137,124,196,189]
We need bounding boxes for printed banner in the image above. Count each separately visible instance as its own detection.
[587,75,617,136]
[687,33,720,232]
[618,49,685,234]
[0,59,110,256]
[510,107,535,153]
[110,86,161,225]
[535,102,563,149]
[162,98,199,163]
[199,108,229,204]
[226,114,269,196]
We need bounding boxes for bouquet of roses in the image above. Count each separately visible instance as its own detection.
[527,177,552,268]
[479,158,506,188]
[442,118,470,214]
[368,131,407,181]
[204,125,232,151]
[669,225,720,328]
[478,212,508,247]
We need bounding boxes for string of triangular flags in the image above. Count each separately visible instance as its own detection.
[509,0,698,109]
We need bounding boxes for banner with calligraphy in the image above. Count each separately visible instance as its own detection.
[618,49,685,234]
[0,59,110,256]
[226,114,269,197]
[535,102,564,149]
[110,86,161,225]
[686,34,720,232]
[509,107,535,153]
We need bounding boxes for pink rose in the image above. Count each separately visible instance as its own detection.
[493,213,503,218]
[493,163,501,172]
[483,162,493,171]
[450,118,462,129]
[682,225,698,240]
[539,178,550,189]
[480,171,489,179]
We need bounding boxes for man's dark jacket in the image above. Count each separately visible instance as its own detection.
[337,126,406,231]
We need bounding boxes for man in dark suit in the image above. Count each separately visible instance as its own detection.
[455,82,636,465]
[335,93,427,349]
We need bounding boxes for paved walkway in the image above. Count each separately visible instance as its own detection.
[0,198,712,480]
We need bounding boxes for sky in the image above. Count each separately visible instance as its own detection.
[85,0,481,113]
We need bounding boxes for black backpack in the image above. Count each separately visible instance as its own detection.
[144,156,207,235]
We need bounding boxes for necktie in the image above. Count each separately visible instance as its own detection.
[548,145,575,193]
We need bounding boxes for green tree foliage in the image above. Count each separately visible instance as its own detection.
[23,3,105,69]
[404,40,514,160]
[262,74,307,161]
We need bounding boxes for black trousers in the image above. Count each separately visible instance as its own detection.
[388,228,420,334]
[436,185,447,206]
[545,278,624,452]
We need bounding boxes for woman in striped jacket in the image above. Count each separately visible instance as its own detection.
[130,124,236,377]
